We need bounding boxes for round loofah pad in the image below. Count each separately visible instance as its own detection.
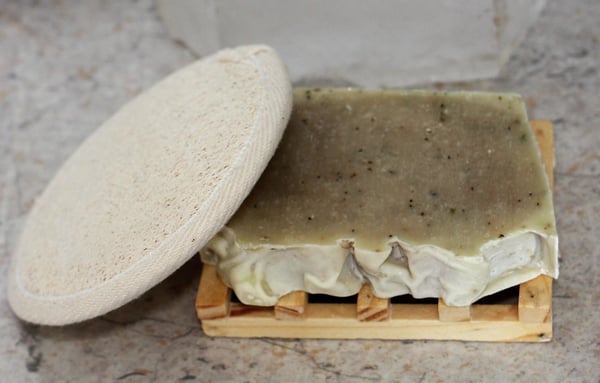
[8,45,292,325]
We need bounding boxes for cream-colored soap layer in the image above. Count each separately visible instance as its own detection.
[201,228,558,306]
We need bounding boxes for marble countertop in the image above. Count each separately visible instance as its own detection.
[1,1,598,382]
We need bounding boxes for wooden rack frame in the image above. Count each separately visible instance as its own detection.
[196,121,555,342]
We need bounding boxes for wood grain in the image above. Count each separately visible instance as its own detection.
[519,275,552,323]
[275,291,308,320]
[438,298,471,322]
[195,264,230,320]
[357,284,391,321]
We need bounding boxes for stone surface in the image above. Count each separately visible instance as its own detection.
[0,0,598,382]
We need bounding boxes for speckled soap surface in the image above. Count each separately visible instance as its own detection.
[231,90,555,253]
[1,1,598,382]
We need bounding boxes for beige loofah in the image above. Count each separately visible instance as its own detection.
[8,45,292,325]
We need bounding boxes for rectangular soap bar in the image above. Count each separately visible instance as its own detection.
[201,89,559,307]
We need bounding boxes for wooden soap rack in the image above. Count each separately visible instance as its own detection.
[196,121,555,342]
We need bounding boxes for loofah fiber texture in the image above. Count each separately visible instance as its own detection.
[8,45,293,325]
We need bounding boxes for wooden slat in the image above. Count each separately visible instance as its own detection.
[532,120,555,189]
[202,302,551,341]
[356,285,391,321]
[438,299,471,322]
[195,264,230,320]
[520,121,554,324]
[471,304,518,322]
[230,302,273,317]
[275,291,308,320]
[518,275,552,323]
[393,304,438,320]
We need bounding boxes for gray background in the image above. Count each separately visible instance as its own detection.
[1,1,598,382]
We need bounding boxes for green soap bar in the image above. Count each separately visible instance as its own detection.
[227,89,556,256]
[202,89,558,307]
